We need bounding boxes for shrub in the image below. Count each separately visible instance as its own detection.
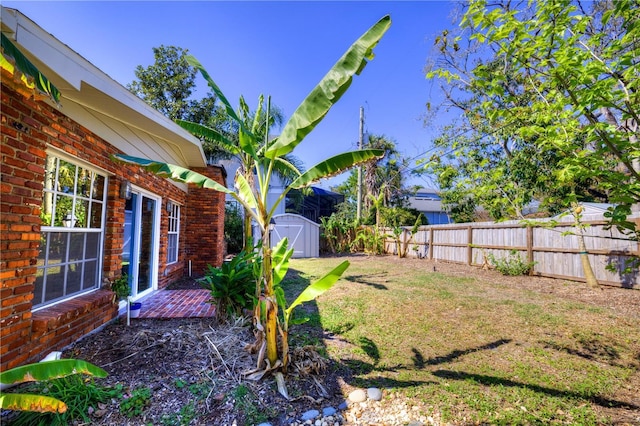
[202,250,259,321]
[224,203,244,255]
[487,250,536,276]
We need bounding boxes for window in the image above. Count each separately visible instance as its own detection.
[166,201,180,264]
[35,154,106,308]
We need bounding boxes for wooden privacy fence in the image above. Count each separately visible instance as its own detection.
[382,216,640,288]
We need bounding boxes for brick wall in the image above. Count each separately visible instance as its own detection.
[185,167,226,276]
[0,83,224,371]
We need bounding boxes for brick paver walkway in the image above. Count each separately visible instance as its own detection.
[132,289,215,319]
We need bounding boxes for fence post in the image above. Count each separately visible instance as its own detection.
[527,225,534,275]
[429,227,434,260]
[467,225,473,265]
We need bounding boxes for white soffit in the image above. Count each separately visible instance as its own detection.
[1,7,206,168]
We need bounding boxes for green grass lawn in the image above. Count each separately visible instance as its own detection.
[284,255,640,425]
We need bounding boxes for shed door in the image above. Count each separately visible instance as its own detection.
[272,224,305,257]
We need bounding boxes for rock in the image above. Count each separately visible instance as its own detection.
[322,406,337,416]
[300,409,320,421]
[367,387,383,401]
[256,423,272,426]
[348,388,367,403]
[338,401,349,410]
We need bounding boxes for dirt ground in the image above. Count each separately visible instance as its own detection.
[19,257,640,425]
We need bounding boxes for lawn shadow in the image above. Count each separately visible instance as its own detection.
[541,339,626,367]
[412,339,512,369]
[432,370,640,410]
[343,273,389,290]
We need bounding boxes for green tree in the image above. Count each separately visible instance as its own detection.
[114,15,391,396]
[333,134,418,223]
[426,0,639,233]
[127,45,228,158]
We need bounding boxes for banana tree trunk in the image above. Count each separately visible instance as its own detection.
[261,228,280,367]
[572,205,599,289]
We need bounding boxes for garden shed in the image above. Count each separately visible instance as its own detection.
[271,214,319,258]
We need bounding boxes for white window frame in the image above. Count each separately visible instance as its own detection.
[36,151,107,310]
[166,201,180,265]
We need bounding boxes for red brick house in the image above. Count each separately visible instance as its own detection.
[1,7,225,371]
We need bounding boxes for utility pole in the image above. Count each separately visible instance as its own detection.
[356,106,364,222]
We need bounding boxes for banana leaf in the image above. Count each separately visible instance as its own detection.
[0,393,67,413]
[186,55,258,161]
[175,120,238,153]
[284,260,350,321]
[272,238,294,287]
[0,359,107,385]
[289,149,384,189]
[265,15,391,158]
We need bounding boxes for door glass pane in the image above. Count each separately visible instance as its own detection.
[138,196,155,293]
[122,194,136,280]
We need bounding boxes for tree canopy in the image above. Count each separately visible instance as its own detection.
[424,0,639,230]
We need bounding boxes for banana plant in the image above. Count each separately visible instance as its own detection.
[113,14,391,397]
[0,359,107,413]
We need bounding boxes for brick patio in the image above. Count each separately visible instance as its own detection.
[128,289,216,319]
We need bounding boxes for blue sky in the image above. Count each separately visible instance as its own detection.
[4,1,459,189]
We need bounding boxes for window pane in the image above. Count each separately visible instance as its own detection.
[67,263,82,294]
[75,198,89,228]
[47,232,68,265]
[167,234,177,263]
[38,154,107,308]
[89,202,103,228]
[76,167,92,198]
[85,233,100,259]
[55,194,74,227]
[68,233,85,262]
[83,260,98,290]
[34,270,44,306]
[41,192,53,226]
[92,174,105,200]
[37,234,48,267]
[46,265,65,301]
[57,160,76,193]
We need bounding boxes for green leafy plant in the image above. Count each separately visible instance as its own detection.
[320,202,359,254]
[388,214,424,258]
[110,273,130,301]
[119,385,151,418]
[487,250,536,276]
[202,249,259,321]
[231,384,274,425]
[0,359,107,415]
[352,226,386,255]
[224,203,245,254]
[113,15,391,398]
[8,374,122,426]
